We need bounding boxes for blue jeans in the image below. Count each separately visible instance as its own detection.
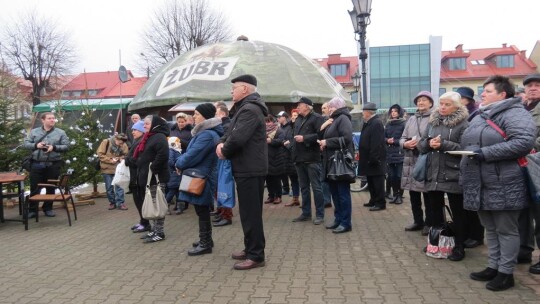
[328,181,352,229]
[289,174,300,197]
[295,162,324,219]
[103,174,125,206]
[320,165,332,205]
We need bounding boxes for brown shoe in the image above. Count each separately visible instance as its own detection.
[231,250,246,260]
[273,197,282,204]
[264,197,274,204]
[285,196,300,207]
[233,259,265,270]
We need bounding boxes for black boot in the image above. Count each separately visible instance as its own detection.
[470,267,498,281]
[188,221,213,256]
[448,246,465,261]
[486,272,514,291]
[391,180,403,204]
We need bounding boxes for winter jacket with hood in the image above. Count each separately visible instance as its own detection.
[385,104,406,164]
[177,117,224,206]
[417,106,469,194]
[321,107,354,179]
[460,97,536,211]
[400,108,432,192]
[135,116,170,187]
[220,92,269,177]
[97,137,129,174]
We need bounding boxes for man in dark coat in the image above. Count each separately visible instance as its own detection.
[288,97,325,224]
[358,102,387,211]
[216,74,268,270]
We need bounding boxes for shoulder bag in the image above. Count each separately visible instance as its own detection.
[142,163,168,220]
[412,153,428,182]
[426,205,455,259]
[179,168,207,196]
[326,137,356,183]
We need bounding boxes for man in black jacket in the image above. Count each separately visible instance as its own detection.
[216,74,268,270]
[288,97,325,224]
[358,102,387,211]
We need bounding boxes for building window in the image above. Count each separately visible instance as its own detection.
[439,88,447,96]
[351,91,359,105]
[329,64,347,77]
[496,55,514,68]
[477,86,484,95]
[448,58,466,70]
[88,90,98,96]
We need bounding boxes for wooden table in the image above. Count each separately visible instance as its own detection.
[0,172,28,230]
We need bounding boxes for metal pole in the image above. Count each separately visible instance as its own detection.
[358,16,368,107]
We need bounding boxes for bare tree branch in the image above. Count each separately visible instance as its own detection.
[0,10,77,105]
[137,0,232,77]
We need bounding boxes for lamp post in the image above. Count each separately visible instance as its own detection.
[349,0,372,108]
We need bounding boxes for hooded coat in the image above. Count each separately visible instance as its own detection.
[417,107,469,194]
[385,104,406,165]
[321,107,354,178]
[135,116,170,188]
[177,117,224,206]
[460,97,536,211]
[220,92,269,177]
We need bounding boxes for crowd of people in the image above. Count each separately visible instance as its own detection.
[23,73,540,285]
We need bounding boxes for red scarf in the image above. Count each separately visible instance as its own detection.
[133,131,155,159]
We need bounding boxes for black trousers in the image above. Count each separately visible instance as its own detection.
[409,190,430,226]
[265,175,282,199]
[427,191,466,247]
[235,176,266,262]
[29,162,62,212]
[132,185,149,227]
[366,175,385,207]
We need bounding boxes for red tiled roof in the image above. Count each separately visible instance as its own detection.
[441,45,537,81]
[106,77,148,98]
[62,71,139,98]
[314,55,359,85]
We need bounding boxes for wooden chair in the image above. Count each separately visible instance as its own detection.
[27,169,77,226]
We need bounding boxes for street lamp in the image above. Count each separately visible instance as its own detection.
[140,52,150,78]
[351,71,361,104]
[349,0,372,107]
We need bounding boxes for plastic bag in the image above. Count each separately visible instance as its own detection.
[111,160,130,190]
[217,159,235,208]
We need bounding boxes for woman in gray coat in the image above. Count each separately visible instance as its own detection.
[461,75,536,291]
[418,91,469,261]
[401,91,433,234]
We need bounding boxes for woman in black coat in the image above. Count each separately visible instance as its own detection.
[385,104,406,204]
[264,115,286,204]
[133,115,170,243]
[124,120,148,233]
[319,97,354,233]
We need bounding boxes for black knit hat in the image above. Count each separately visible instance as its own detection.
[195,103,216,119]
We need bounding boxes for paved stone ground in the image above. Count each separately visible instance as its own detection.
[1,187,540,304]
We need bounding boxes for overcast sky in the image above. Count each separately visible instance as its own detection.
[0,0,538,77]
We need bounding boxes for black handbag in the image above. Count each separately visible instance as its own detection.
[327,137,356,183]
[412,153,428,182]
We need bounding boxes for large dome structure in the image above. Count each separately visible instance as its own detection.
[129,37,352,112]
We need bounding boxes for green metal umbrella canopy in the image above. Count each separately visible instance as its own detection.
[129,38,352,112]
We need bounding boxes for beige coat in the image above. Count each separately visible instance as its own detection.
[97,138,128,174]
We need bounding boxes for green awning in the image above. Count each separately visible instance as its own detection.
[33,98,132,112]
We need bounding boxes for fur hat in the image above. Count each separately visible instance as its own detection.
[131,121,145,133]
[114,133,128,142]
[231,74,257,86]
[195,103,216,119]
[168,137,182,153]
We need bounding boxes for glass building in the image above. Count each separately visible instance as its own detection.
[368,37,442,111]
